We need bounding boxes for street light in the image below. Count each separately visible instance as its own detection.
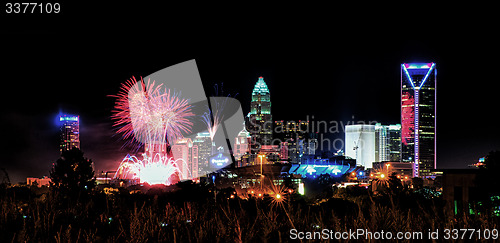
[258,154,264,169]
[258,154,264,190]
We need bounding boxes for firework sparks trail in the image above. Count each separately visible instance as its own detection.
[201,109,221,142]
[201,83,238,142]
[111,77,195,184]
[114,154,188,185]
[111,77,194,148]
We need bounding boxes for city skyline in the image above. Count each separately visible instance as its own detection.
[2,28,499,183]
[3,5,500,242]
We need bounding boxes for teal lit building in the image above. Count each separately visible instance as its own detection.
[247,77,272,152]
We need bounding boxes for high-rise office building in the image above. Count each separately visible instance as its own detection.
[59,115,80,153]
[171,138,198,180]
[307,138,318,156]
[401,62,436,177]
[274,120,310,163]
[234,125,251,160]
[192,132,213,176]
[375,123,401,162]
[345,125,375,168]
[248,76,272,152]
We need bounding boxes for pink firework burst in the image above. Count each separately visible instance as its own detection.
[114,153,186,185]
[110,76,194,148]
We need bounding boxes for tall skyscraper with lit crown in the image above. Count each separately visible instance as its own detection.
[401,62,436,178]
[59,115,80,153]
[248,76,272,152]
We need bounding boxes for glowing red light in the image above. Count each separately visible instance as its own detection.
[401,92,415,145]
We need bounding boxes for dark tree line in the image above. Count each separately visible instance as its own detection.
[50,148,96,200]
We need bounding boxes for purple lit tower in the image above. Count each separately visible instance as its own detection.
[58,115,80,153]
[401,63,437,178]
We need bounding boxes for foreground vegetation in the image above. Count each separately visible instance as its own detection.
[2,147,491,242]
[0,181,498,243]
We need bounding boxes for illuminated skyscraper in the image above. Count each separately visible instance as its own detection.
[345,125,375,168]
[59,115,80,153]
[375,123,401,162]
[233,125,251,160]
[193,132,213,176]
[248,76,272,152]
[171,138,198,180]
[273,120,311,163]
[401,63,436,178]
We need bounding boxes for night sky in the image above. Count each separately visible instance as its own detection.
[2,4,499,183]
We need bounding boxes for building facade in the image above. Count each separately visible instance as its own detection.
[401,63,437,177]
[247,77,272,152]
[345,125,375,168]
[59,115,80,153]
[375,123,401,162]
[274,120,312,164]
[171,138,199,180]
[233,126,251,160]
[27,176,51,187]
[193,132,213,177]
[372,161,413,180]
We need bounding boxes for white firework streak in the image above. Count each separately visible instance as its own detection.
[114,153,191,185]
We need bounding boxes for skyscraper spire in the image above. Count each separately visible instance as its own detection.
[252,76,269,95]
[248,76,272,152]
